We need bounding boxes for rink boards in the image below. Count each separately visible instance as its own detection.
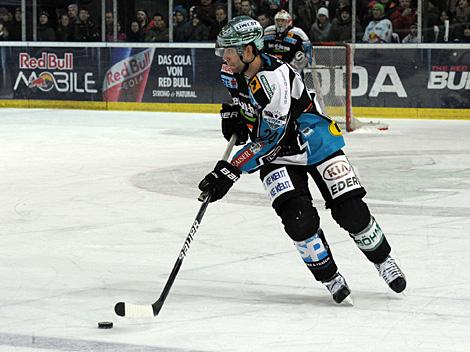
[0,42,469,120]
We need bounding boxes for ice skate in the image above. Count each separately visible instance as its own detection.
[322,272,353,305]
[375,255,406,293]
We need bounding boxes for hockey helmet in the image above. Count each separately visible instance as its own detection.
[274,10,292,33]
[215,16,264,57]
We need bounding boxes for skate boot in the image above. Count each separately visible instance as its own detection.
[375,255,406,293]
[322,272,352,304]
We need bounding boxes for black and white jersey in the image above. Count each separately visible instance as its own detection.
[220,53,342,174]
[263,25,312,68]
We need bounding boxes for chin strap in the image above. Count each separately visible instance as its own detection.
[240,44,259,74]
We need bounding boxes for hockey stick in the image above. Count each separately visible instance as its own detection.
[114,135,238,318]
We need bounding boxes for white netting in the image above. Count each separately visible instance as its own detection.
[303,45,351,129]
[303,44,388,131]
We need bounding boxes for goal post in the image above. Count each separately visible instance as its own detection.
[303,43,388,132]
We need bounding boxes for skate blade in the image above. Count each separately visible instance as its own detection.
[341,295,354,306]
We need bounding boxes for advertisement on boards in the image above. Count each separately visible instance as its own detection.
[0,45,469,110]
[10,47,100,100]
[312,47,470,109]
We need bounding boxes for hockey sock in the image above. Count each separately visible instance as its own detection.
[294,229,337,282]
[350,217,391,264]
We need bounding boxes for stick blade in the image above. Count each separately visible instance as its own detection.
[114,302,155,318]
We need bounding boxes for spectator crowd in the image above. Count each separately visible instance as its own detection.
[0,0,468,43]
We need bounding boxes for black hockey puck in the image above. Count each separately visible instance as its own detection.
[98,321,113,329]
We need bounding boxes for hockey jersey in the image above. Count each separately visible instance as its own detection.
[263,25,312,69]
[362,18,393,43]
[220,53,345,174]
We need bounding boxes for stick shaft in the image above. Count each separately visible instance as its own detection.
[152,135,237,315]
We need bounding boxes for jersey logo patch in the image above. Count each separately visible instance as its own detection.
[262,167,294,203]
[221,64,233,74]
[259,75,274,98]
[221,74,238,89]
[328,121,342,136]
[249,76,262,93]
[317,155,362,199]
[283,36,297,44]
[263,110,287,130]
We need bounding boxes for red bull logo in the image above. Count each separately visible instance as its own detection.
[19,52,73,70]
[14,51,97,94]
[103,48,155,102]
[28,72,55,91]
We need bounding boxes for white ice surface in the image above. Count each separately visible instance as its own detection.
[0,109,469,352]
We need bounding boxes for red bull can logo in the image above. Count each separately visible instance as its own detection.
[103,48,155,102]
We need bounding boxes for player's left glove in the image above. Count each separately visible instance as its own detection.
[290,51,308,70]
[198,160,241,202]
[220,103,249,145]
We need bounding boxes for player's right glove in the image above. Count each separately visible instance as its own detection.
[198,160,241,202]
[220,103,249,145]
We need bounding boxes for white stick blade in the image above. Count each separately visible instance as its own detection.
[122,303,155,318]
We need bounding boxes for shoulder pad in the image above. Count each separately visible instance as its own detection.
[289,27,310,41]
[261,53,284,69]
[247,73,274,108]
[264,25,276,35]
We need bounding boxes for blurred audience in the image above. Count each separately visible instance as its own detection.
[0,20,8,40]
[74,7,99,41]
[402,22,419,42]
[309,7,332,42]
[128,20,144,42]
[67,4,78,25]
[56,13,73,41]
[257,12,273,29]
[186,11,210,41]
[6,7,21,40]
[209,6,228,40]
[146,13,169,42]
[362,2,393,42]
[0,1,466,44]
[173,6,190,42]
[390,0,417,40]
[37,11,56,41]
[329,5,363,42]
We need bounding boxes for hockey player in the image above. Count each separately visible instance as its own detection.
[263,10,312,71]
[198,16,406,304]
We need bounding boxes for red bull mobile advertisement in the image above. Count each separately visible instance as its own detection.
[12,48,101,100]
[0,45,469,117]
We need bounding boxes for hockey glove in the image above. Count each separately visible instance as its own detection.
[290,51,308,70]
[198,160,241,202]
[220,103,249,145]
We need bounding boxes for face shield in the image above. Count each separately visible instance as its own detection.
[274,10,292,33]
[275,18,289,33]
[214,43,243,58]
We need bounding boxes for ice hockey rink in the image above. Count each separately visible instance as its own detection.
[0,108,469,352]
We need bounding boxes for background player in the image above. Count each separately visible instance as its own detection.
[263,10,312,71]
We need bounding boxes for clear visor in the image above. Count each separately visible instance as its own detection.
[214,46,241,58]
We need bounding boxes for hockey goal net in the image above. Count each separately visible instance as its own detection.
[303,43,388,132]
